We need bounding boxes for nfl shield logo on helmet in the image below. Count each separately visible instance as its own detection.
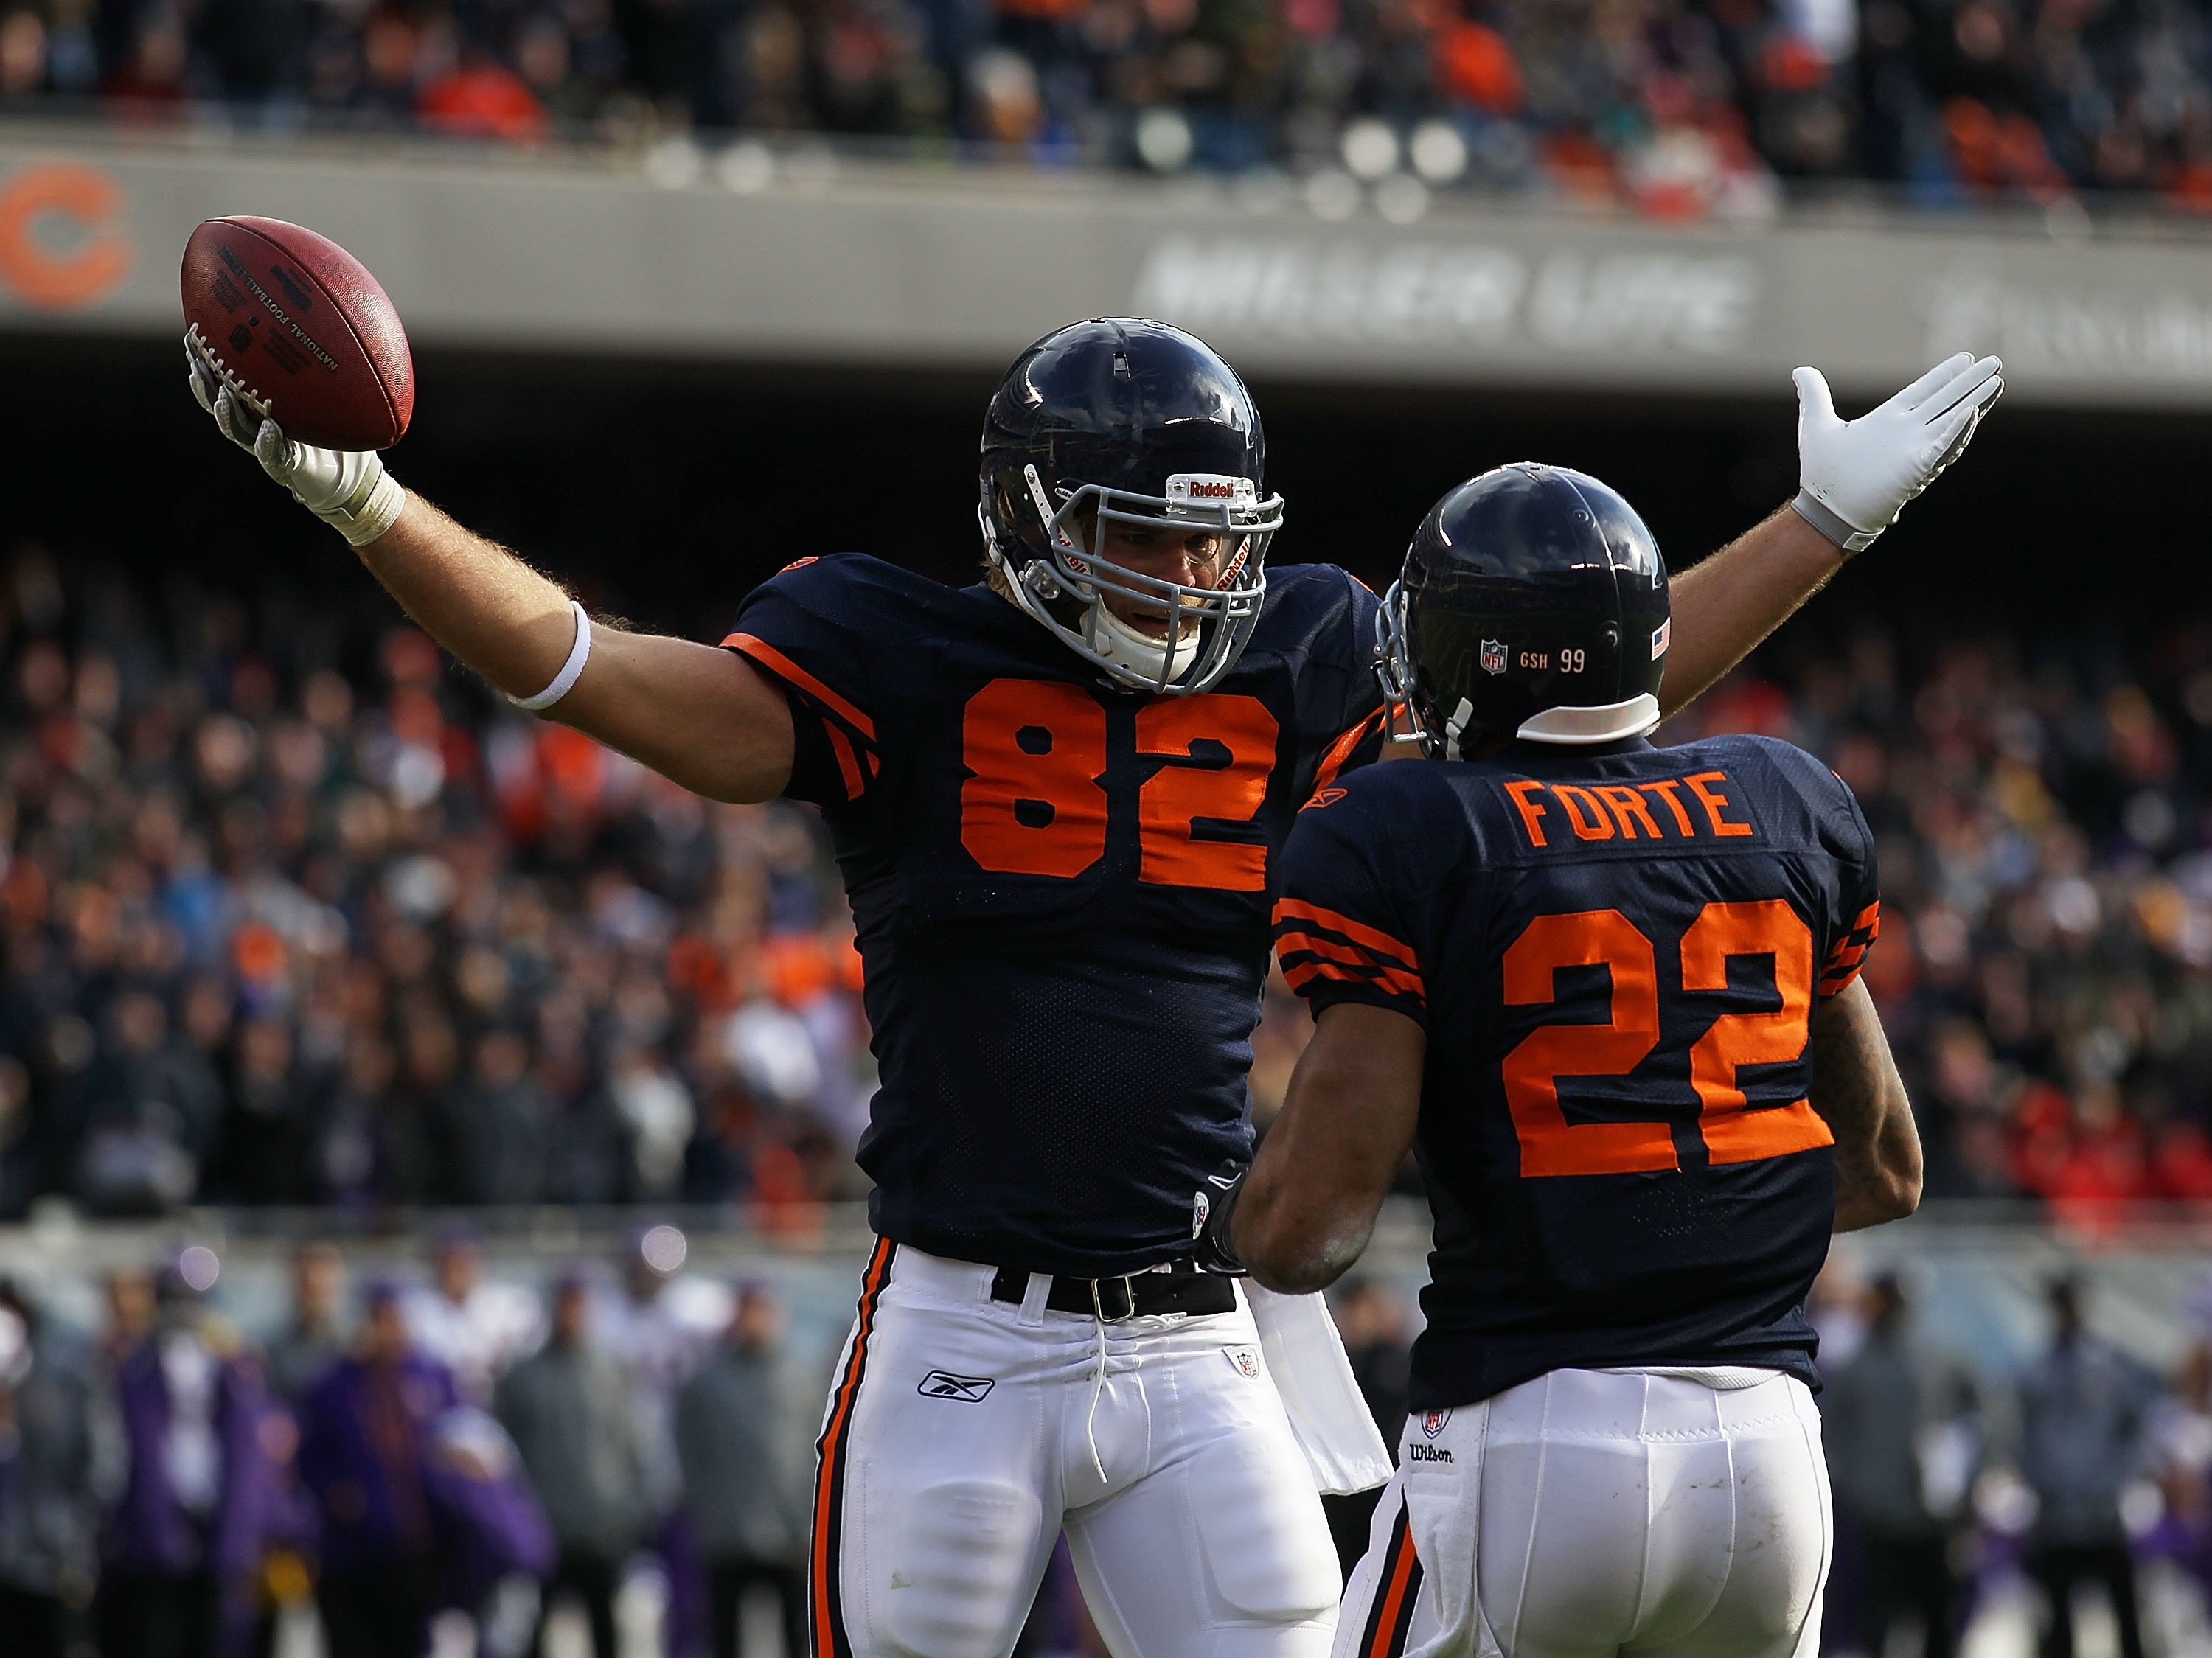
[1422,1408,1451,1438]
[1479,640,1507,675]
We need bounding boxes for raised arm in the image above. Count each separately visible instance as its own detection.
[187,336,794,804]
[1226,1002,1426,1295]
[1809,978,1921,1232]
[1658,353,2003,716]
[356,498,793,802]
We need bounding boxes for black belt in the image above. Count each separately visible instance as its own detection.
[989,1263,1237,1320]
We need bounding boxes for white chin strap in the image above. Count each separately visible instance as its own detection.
[1516,694,1663,745]
[1091,605,1200,688]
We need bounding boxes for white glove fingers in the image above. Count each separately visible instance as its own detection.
[1923,399,1986,478]
[1918,355,2003,423]
[253,419,294,478]
[1792,366,1840,429]
[1896,352,1977,411]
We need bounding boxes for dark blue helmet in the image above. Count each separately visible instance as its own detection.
[980,318,1283,695]
[1378,464,1670,759]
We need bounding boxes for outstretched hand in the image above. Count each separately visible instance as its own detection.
[184,327,408,547]
[1792,351,2003,554]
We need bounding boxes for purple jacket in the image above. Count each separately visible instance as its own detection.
[102,1334,276,1582]
[295,1353,459,1572]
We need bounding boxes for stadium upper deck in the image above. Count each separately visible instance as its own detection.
[1,0,2209,220]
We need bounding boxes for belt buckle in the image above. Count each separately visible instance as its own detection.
[1090,1275,1138,1322]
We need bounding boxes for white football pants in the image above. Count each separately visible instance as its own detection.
[1336,1368,1830,1658]
[810,1241,1342,1658]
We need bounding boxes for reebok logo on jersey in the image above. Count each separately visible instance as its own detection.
[917,1370,996,1402]
[1501,770,1756,849]
[1408,1443,1455,1463]
[1224,1347,1262,1379]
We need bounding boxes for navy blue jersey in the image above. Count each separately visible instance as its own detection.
[725,554,1388,1276]
[1273,735,1880,1410]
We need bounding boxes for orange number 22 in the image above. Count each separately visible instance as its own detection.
[1501,902,1834,1178]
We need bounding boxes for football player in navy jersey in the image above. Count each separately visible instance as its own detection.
[187,316,1992,1658]
[1209,464,1924,1658]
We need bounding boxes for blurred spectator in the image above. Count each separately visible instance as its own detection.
[675,1282,806,1658]
[13,0,2212,215]
[598,1224,728,1655]
[495,1272,648,1658]
[97,1255,279,1658]
[0,554,867,1225]
[0,1281,99,1658]
[1333,1275,1411,1448]
[2015,1275,2161,1658]
[402,1227,545,1407]
[1820,1271,1984,1658]
[296,1282,459,1658]
[265,1240,347,1404]
[420,1405,555,1658]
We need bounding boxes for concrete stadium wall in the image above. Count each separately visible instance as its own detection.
[6,123,2212,409]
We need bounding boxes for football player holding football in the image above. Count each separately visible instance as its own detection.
[1208,463,1923,1658]
[187,319,1989,1658]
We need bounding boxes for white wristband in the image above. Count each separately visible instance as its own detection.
[509,602,592,711]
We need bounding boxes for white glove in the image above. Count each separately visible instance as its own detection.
[1792,352,2003,554]
[184,328,408,548]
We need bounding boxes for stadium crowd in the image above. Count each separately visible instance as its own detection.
[0,0,2210,212]
[4,542,2212,1220]
[0,543,872,1226]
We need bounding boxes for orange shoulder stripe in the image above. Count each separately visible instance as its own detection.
[1312,706,1386,795]
[724,633,876,742]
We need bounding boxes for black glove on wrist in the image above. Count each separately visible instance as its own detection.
[1191,1160,1249,1275]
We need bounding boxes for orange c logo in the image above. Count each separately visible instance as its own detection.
[0,163,133,312]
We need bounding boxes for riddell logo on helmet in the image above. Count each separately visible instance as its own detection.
[1166,474,1256,506]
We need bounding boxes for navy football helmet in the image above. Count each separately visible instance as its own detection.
[980,318,1283,695]
[1378,464,1670,759]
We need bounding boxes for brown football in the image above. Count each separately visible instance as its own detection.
[180,217,414,452]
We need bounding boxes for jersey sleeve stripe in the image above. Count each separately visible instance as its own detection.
[1276,930,1427,1005]
[1819,899,1882,996]
[823,721,866,802]
[1279,955,1427,1009]
[724,632,877,742]
[1274,897,1420,970]
[1311,705,1388,795]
